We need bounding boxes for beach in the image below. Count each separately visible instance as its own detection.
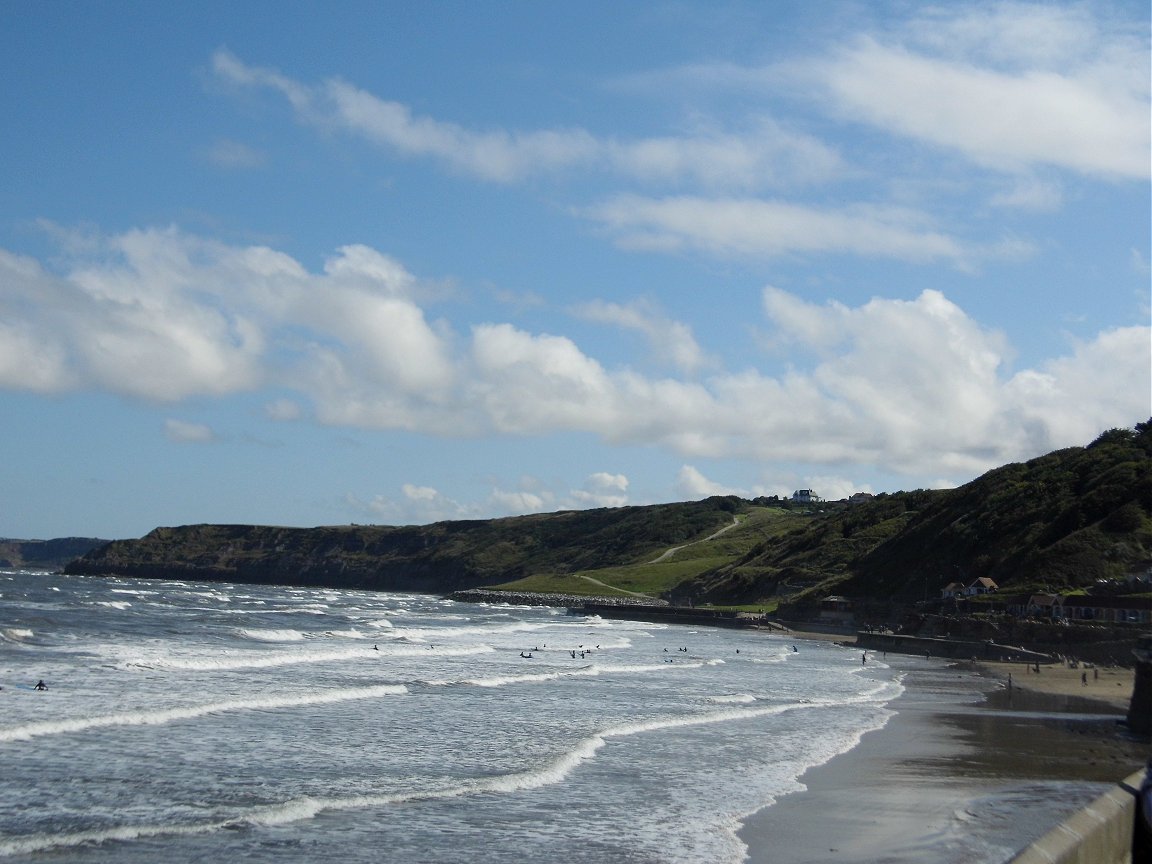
[739,644,1147,863]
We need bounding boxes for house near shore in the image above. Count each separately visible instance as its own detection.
[1008,593,1151,625]
[966,577,998,595]
[818,595,853,624]
[791,489,823,504]
[847,492,874,506]
[1019,593,1064,619]
[940,581,967,599]
[1061,595,1152,625]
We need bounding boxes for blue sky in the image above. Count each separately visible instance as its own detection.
[1,1,1148,540]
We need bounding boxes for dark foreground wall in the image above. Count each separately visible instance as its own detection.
[1009,768,1148,864]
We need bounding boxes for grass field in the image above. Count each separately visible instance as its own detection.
[492,507,807,602]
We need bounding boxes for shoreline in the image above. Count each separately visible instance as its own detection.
[737,647,1147,864]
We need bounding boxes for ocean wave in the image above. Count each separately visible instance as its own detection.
[0,628,34,644]
[0,684,409,743]
[706,694,757,704]
[424,660,697,689]
[235,628,307,642]
[0,687,900,859]
[323,628,367,640]
[118,642,494,672]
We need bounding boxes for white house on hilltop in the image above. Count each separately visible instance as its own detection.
[791,489,823,504]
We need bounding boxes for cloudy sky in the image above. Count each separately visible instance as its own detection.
[1,1,1148,540]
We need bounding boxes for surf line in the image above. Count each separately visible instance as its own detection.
[0,684,408,743]
[0,695,891,858]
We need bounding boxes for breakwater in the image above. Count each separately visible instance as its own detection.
[582,603,773,628]
[445,589,666,608]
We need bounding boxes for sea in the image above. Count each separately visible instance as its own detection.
[0,569,1120,863]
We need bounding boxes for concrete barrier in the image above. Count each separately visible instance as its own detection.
[1008,769,1144,864]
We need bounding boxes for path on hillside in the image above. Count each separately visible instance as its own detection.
[647,516,740,564]
[574,516,742,599]
[575,574,652,599]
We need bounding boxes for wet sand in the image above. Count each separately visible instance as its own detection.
[980,659,1134,710]
[739,654,1148,864]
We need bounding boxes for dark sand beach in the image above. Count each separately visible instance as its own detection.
[740,653,1148,863]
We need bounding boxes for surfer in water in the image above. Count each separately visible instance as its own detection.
[34,680,48,691]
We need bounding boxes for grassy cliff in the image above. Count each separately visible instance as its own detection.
[65,497,745,593]
[64,422,1152,608]
[679,422,1152,608]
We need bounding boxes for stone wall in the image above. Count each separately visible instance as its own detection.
[1009,768,1147,864]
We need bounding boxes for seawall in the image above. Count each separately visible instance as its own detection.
[1008,768,1148,864]
[855,630,1053,663]
[445,589,664,608]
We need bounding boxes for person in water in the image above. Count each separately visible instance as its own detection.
[34,680,47,691]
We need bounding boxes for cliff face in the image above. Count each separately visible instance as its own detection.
[64,498,744,592]
[0,537,109,571]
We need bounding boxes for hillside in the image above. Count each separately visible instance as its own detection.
[64,498,743,592]
[62,422,1152,610]
[0,537,108,571]
[680,422,1152,608]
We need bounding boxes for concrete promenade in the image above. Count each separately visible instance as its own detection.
[1009,768,1148,864]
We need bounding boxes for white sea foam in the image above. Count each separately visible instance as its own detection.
[0,573,916,864]
[95,600,132,610]
[235,628,307,642]
[707,694,757,704]
[117,641,493,672]
[0,684,408,742]
[0,694,860,858]
[0,628,33,643]
[324,628,367,639]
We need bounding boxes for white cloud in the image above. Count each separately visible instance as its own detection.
[469,323,619,434]
[1001,325,1152,450]
[206,139,265,169]
[573,299,713,374]
[585,195,978,265]
[675,465,748,498]
[265,398,302,421]
[360,480,556,524]
[570,472,630,508]
[797,476,863,502]
[211,50,838,191]
[489,488,548,516]
[812,10,1150,179]
[2,228,1146,487]
[402,483,440,502]
[164,419,216,443]
[989,175,1063,211]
